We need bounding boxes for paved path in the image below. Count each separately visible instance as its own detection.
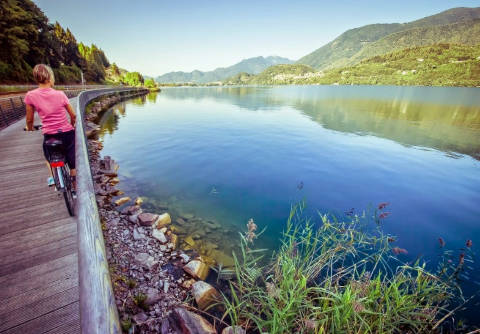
[0,98,80,333]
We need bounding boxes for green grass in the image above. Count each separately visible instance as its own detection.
[220,203,473,333]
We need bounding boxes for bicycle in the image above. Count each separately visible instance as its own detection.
[44,137,76,216]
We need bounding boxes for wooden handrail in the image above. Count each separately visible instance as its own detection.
[75,87,148,333]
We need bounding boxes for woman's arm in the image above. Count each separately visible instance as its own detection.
[66,104,76,127]
[25,104,34,131]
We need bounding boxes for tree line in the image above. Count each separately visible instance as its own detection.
[1,0,111,84]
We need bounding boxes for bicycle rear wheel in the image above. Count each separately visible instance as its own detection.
[61,165,75,217]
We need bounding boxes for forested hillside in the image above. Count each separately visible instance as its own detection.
[298,7,480,70]
[227,44,480,87]
[0,0,142,85]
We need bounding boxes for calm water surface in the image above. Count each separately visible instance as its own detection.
[99,85,480,314]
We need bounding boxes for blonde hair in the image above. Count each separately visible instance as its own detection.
[32,64,55,84]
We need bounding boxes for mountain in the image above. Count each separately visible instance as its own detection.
[156,56,294,83]
[234,44,480,87]
[298,7,480,70]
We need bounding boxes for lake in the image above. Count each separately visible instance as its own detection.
[98,85,480,316]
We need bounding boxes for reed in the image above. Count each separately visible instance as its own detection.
[221,203,470,333]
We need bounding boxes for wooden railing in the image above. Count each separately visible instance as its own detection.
[75,87,149,334]
[0,87,111,130]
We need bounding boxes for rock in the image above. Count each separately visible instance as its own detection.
[109,177,120,185]
[152,229,168,243]
[191,281,221,310]
[135,197,143,205]
[179,253,190,263]
[133,228,144,240]
[161,318,170,334]
[114,197,131,206]
[122,205,142,215]
[129,214,139,224]
[138,213,159,226]
[169,307,215,334]
[222,326,246,334]
[184,236,195,246]
[145,287,162,305]
[181,278,196,289]
[132,312,148,324]
[159,245,167,252]
[181,213,195,220]
[170,233,179,249]
[176,218,187,226]
[135,253,156,270]
[183,260,209,280]
[163,281,170,293]
[210,250,235,268]
[154,213,172,228]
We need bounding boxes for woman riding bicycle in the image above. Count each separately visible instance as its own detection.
[24,64,77,191]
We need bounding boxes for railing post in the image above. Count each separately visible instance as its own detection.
[0,104,9,128]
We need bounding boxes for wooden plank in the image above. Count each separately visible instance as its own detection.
[0,301,80,334]
[0,287,79,332]
[0,237,77,276]
[0,260,77,300]
[0,253,76,284]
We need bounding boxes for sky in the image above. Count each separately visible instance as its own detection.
[34,0,480,77]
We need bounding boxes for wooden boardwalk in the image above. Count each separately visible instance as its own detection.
[0,98,80,333]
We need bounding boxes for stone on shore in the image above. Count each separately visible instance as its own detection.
[145,287,162,305]
[135,253,156,270]
[154,213,172,229]
[191,281,221,310]
[114,197,131,206]
[152,229,168,243]
[183,260,209,280]
[135,197,143,205]
[169,307,215,334]
[222,326,246,334]
[132,312,149,325]
[169,233,179,249]
[138,213,159,226]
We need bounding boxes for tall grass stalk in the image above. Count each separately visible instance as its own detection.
[221,204,464,333]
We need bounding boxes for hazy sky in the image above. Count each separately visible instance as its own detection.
[34,0,479,76]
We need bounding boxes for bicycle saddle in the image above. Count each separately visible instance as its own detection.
[45,138,63,147]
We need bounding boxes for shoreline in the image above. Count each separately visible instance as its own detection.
[85,93,231,333]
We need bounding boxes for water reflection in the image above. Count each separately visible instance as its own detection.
[160,86,480,160]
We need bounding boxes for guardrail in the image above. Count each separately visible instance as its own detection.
[75,87,148,334]
[0,87,110,130]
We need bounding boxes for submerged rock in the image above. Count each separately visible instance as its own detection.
[169,307,215,334]
[183,260,209,280]
[154,213,172,228]
[191,281,221,310]
[135,197,144,205]
[114,197,131,206]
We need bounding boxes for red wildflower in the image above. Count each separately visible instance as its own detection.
[378,202,390,210]
[379,212,391,219]
[392,247,408,255]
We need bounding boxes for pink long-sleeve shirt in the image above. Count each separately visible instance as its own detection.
[24,88,74,135]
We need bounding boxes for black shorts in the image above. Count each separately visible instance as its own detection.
[43,130,76,169]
